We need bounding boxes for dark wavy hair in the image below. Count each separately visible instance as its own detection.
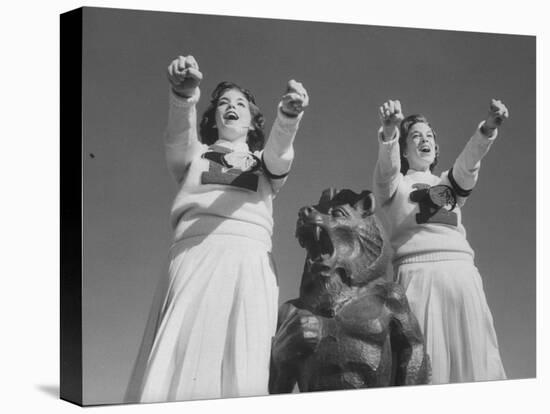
[199,81,265,152]
[398,114,439,175]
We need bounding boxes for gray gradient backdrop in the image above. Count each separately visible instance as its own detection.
[81,7,536,405]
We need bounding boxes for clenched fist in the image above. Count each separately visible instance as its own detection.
[281,80,309,117]
[379,99,404,140]
[167,55,203,98]
[482,99,509,135]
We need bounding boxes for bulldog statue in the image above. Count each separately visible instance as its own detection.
[269,188,430,393]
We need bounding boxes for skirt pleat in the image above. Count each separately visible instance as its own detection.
[397,260,506,384]
[126,235,279,403]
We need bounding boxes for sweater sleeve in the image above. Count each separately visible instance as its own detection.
[261,104,304,191]
[164,88,203,183]
[373,127,402,206]
[445,121,498,203]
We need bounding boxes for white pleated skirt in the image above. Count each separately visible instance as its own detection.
[397,259,506,385]
[125,234,279,403]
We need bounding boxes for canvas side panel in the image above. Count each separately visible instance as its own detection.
[60,7,83,407]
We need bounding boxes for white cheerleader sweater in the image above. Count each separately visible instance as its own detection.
[373,123,497,265]
[164,88,303,251]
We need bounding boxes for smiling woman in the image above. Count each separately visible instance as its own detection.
[399,116,439,174]
[200,81,266,152]
[372,98,509,385]
[124,54,310,403]
[215,90,253,135]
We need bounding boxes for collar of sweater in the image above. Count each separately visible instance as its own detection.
[213,139,250,153]
[406,168,434,178]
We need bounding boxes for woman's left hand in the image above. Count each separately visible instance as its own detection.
[484,99,510,130]
[281,80,309,117]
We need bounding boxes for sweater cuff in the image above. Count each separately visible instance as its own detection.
[169,87,201,107]
[276,102,304,129]
[378,126,399,144]
[476,120,498,140]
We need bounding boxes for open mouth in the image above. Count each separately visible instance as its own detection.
[419,144,431,153]
[296,222,334,262]
[224,111,239,121]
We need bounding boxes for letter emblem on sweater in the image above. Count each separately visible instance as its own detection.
[201,146,261,192]
[409,184,458,226]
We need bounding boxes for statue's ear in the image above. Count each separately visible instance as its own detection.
[319,187,338,205]
[353,190,376,216]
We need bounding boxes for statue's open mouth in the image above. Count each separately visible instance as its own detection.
[296,222,334,264]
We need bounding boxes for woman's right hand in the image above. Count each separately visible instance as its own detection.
[281,79,309,117]
[480,99,509,136]
[167,55,203,98]
[379,99,404,140]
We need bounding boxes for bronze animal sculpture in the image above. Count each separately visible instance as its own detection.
[269,188,430,393]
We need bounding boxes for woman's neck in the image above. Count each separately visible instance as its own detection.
[216,134,247,145]
[407,167,432,176]
[214,138,249,152]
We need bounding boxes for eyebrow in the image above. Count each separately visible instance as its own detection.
[219,97,248,103]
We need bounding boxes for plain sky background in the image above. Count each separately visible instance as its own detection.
[79,7,536,404]
[1,1,548,413]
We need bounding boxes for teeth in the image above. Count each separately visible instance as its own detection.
[297,223,334,261]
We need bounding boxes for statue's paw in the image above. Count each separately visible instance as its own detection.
[299,315,322,350]
[273,312,321,364]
